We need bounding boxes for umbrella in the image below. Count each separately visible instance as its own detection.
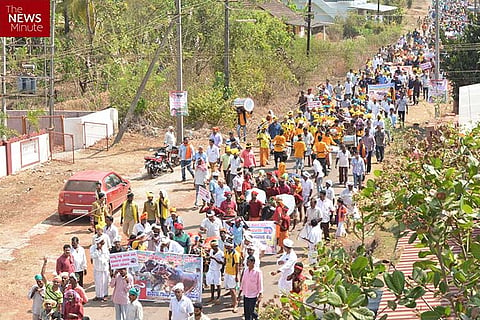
[276,194,296,216]
[245,188,266,204]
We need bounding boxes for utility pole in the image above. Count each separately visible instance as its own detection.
[1,37,6,138]
[224,0,230,95]
[377,0,380,21]
[434,0,440,118]
[48,0,56,129]
[113,22,174,145]
[176,0,184,142]
[306,0,312,56]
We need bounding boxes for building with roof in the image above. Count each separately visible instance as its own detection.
[257,0,332,37]
[349,2,398,20]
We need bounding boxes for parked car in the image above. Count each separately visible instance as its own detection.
[58,170,131,221]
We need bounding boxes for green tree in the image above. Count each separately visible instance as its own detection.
[442,14,480,105]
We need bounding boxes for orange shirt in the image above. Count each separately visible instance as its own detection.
[272,135,286,152]
[293,140,306,158]
[321,135,336,146]
[313,141,329,158]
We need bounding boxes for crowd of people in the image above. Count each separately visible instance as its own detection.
[28,0,471,318]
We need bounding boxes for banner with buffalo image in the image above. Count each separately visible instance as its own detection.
[367,83,395,101]
[111,250,203,302]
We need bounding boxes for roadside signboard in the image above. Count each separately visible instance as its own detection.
[169,91,188,116]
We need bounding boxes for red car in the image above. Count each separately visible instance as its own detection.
[58,170,131,221]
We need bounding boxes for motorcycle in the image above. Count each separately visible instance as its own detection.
[167,145,180,167]
[144,147,174,178]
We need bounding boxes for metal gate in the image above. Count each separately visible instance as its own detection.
[83,121,109,151]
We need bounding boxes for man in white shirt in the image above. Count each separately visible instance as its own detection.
[372,114,385,130]
[302,127,314,167]
[305,198,321,224]
[340,182,358,214]
[300,218,323,264]
[231,168,244,197]
[90,238,110,301]
[206,139,220,172]
[70,237,87,287]
[206,240,224,303]
[200,212,223,238]
[300,171,314,225]
[344,78,353,99]
[164,126,176,147]
[371,99,380,118]
[169,283,194,320]
[92,226,112,249]
[126,288,143,320]
[160,237,184,254]
[104,216,119,247]
[270,238,297,293]
[335,144,351,186]
[312,157,324,193]
[324,180,335,205]
[132,213,152,237]
[214,180,231,207]
[227,151,242,189]
[315,190,335,241]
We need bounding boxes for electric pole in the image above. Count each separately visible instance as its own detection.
[377,0,380,21]
[434,0,440,118]
[1,37,6,137]
[176,0,184,142]
[224,0,230,96]
[306,0,312,56]
[48,0,56,129]
[113,22,174,145]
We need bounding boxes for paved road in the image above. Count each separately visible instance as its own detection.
[83,152,346,320]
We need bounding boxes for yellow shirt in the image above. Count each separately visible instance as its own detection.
[157,198,170,220]
[257,132,271,149]
[293,140,306,158]
[92,200,108,228]
[224,250,241,276]
[272,135,286,152]
[143,201,159,221]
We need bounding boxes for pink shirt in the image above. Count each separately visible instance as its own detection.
[110,273,133,305]
[56,254,75,275]
[240,267,263,298]
[240,150,256,168]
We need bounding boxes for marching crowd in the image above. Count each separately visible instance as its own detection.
[28,0,471,318]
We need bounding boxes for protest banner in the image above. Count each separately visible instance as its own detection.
[110,251,140,270]
[399,65,413,75]
[307,100,323,110]
[367,83,394,101]
[419,61,432,70]
[245,221,277,254]
[131,251,203,302]
[197,185,210,203]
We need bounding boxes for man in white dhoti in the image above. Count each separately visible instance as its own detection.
[90,238,110,301]
[300,218,323,265]
[206,240,224,304]
[270,238,297,293]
